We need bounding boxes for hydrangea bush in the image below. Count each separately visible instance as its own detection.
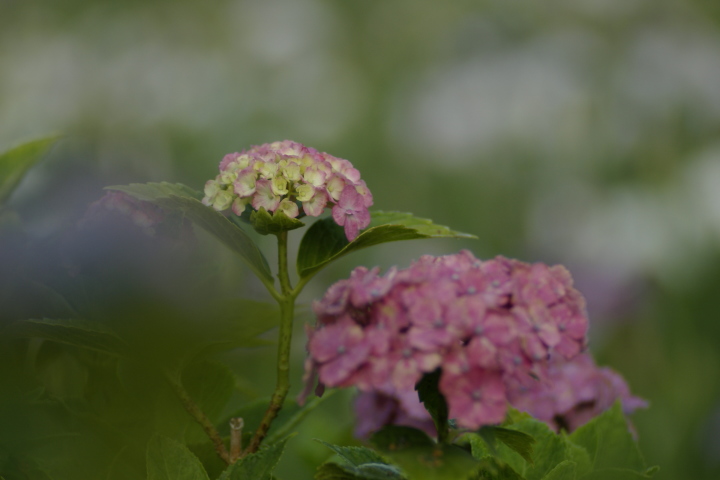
[1,137,657,480]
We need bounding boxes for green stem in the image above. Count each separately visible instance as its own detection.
[244,231,296,455]
[165,372,231,464]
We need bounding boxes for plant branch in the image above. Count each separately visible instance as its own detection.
[165,372,231,464]
[244,231,296,455]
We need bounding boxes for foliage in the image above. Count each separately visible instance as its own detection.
[0,138,655,480]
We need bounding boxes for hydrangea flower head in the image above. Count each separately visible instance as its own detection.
[507,353,647,433]
[302,250,591,430]
[202,140,373,241]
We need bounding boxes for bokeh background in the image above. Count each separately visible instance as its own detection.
[3,0,720,478]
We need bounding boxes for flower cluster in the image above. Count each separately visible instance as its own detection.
[352,353,646,437]
[508,353,647,433]
[301,250,590,430]
[202,140,372,241]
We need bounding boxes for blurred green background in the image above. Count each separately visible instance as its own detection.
[2,0,720,479]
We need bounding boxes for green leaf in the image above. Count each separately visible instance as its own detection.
[218,435,292,480]
[568,403,645,474]
[478,426,536,466]
[415,370,449,443]
[370,427,481,480]
[369,426,435,451]
[146,435,210,480]
[192,299,281,358]
[250,207,305,235]
[494,428,536,466]
[11,317,127,356]
[297,211,476,279]
[314,440,405,480]
[315,440,388,467]
[315,462,406,480]
[0,135,60,206]
[541,461,576,480]
[180,361,237,444]
[107,182,273,284]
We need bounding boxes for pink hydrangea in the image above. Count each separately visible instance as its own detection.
[301,250,591,430]
[201,140,373,241]
[507,353,647,433]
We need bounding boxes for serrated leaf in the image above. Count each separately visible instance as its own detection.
[315,440,388,467]
[11,317,127,356]
[315,462,406,480]
[250,207,305,235]
[568,403,645,474]
[297,211,476,279]
[146,435,210,480]
[415,370,448,442]
[0,135,60,206]
[541,460,576,480]
[107,183,273,284]
[218,435,292,480]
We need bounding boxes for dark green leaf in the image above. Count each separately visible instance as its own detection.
[0,135,60,206]
[541,461,576,480]
[218,435,292,480]
[315,440,388,467]
[146,435,210,480]
[371,426,481,480]
[415,370,448,443]
[180,361,237,444]
[11,317,127,356]
[250,207,305,235]
[107,183,273,284]
[370,426,435,451]
[315,462,406,480]
[297,211,476,279]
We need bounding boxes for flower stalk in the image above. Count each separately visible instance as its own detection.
[244,230,297,456]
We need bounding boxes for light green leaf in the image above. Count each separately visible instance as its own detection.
[146,435,210,480]
[107,183,273,284]
[297,211,476,279]
[541,461,576,480]
[568,403,645,474]
[478,425,536,466]
[0,135,60,206]
[12,317,127,356]
[217,435,292,480]
[249,207,305,235]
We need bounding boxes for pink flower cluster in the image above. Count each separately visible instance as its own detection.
[301,250,590,430]
[508,353,647,433]
[202,140,372,241]
[352,353,646,437]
